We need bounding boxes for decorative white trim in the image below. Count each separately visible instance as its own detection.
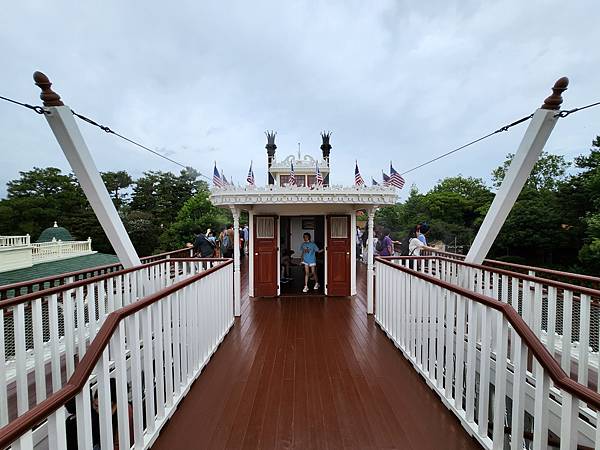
[211,185,397,206]
[270,154,328,172]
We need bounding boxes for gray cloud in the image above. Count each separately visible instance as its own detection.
[1,0,599,197]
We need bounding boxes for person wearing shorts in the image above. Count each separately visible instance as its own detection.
[299,232,323,293]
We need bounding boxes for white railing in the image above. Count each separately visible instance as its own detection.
[0,258,234,450]
[0,236,30,247]
[410,256,600,387]
[0,258,219,432]
[31,239,93,263]
[375,257,600,450]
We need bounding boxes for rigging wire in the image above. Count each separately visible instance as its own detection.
[2,92,600,181]
[70,110,211,181]
[400,114,534,176]
[0,95,46,115]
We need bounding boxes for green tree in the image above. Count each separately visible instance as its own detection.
[101,170,133,208]
[0,167,112,252]
[159,182,231,251]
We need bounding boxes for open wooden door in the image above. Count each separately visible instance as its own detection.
[326,215,351,296]
[253,216,278,297]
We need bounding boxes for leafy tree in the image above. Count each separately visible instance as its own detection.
[158,182,231,251]
[492,152,570,191]
[101,171,133,208]
[0,167,112,252]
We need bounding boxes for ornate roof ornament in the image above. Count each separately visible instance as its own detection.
[265,130,277,157]
[320,131,332,160]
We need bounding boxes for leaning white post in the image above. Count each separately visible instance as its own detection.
[230,206,241,316]
[465,77,568,265]
[33,72,141,268]
[367,207,376,314]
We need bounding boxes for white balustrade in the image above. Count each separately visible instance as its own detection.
[0,258,233,450]
[0,236,30,247]
[31,239,94,263]
[0,258,215,434]
[376,257,600,450]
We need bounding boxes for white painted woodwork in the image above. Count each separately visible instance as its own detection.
[367,208,375,314]
[41,105,140,268]
[375,257,600,450]
[466,108,560,264]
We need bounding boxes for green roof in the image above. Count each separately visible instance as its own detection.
[0,253,120,288]
[37,223,74,243]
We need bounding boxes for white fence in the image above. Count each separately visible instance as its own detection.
[0,258,233,449]
[0,259,221,432]
[31,239,93,263]
[375,257,600,450]
[0,236,30,247]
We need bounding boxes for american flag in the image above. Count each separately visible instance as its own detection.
[246,162,255,186]
[289,162,296,186]
[315,161,323,187]
[222,172,229,186]
[389,163,405,189]
[354,162,365,186]
[213,163,223,188]
[382,171,391,187]
[372,178,379,186]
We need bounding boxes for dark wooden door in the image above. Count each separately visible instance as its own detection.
[327,215,351,296]
[253,216,278,297]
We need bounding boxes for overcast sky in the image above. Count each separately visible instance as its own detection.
[1,1,599,200]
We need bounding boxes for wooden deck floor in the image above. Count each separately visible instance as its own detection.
[152,262,481,450]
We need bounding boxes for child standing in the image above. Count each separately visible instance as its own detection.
[300,232,323,293]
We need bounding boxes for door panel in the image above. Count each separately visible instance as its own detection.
[326,215,350,296]
[254,216,278,297]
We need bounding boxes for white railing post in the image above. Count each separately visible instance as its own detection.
[33,72,141,268]
[466,77,568,264]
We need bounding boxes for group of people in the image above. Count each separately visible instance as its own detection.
[356,222,431,261]
[188,223,250,258]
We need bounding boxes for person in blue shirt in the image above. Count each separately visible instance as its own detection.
[300,232,323,293]
[417,222,430,245]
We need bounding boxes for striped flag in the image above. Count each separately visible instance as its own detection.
[382,171,391,187]
[354,162,365,186]
[389,163,405,189]
[246,162,255,186]
[315,161,323,187]
[372,178,379,186]
[289,162,296,186]
[222,172,229,186]
[213,163,223,188]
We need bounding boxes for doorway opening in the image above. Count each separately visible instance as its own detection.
[279,216,325,296]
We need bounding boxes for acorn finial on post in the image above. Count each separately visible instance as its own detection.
[541,76,569,110]
[33,71,64,107]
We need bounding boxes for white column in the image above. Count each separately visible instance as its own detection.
[367,208,376,314]
[466,77,568,264]
[248,210,254,297]
[230,206,241,316]
[34,72,141,268]
[350,211,357,296]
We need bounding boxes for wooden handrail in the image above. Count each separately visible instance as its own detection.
[0,257,230,309]
[384,255,600,299]
[0,259,233,448]
[376,256,600,411]
[0,247,193,299]
[420,248,600,287]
